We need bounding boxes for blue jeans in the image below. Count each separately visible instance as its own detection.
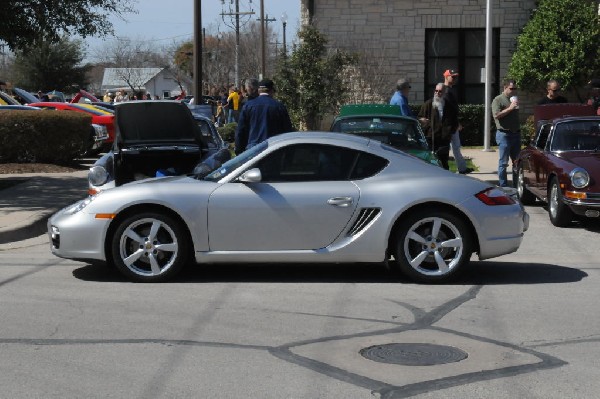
[450,130,467,172]
[496,131,521,187]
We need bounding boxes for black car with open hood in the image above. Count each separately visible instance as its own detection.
[88,101,230,194]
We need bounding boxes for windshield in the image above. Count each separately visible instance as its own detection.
[332,117,429,150]
[551,120,600,151]
[204,141,268,182]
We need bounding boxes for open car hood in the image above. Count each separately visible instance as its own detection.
[115,101,201,146]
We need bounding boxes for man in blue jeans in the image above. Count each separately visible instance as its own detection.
[491,79,521,187]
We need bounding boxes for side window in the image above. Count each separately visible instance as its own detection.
[535,124,551,149]
[256,144,387,182]
[350,153,388,179]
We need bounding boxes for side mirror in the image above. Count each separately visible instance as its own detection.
[238,168,262,183]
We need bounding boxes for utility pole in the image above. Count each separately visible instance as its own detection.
[260,0,265,79]
[257,12,276,77]
[193,0,202,100]
[221,0,254,87]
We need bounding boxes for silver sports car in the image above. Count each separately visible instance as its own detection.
[48,132,529,283]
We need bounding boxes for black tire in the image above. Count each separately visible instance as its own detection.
[110,212,189,282]
[516,167,536,205]
[548,177,573,227]
[393,210,472,283]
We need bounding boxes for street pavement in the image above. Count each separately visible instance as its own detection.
[0,148,502,247]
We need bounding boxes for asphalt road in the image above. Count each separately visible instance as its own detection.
[0,203,599,399]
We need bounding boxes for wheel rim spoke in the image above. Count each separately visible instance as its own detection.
[434,251,450,273]
[408,231,427,244]
[431,218,442,239]
[123,249,144,266]
[148,254,162,275]
[410,250,429,267]
[156,242,177,252]
[148,221,162,241]
[441,237,462,248]
[125,229,143,244]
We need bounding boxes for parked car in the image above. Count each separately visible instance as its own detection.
[49,131,528,283]
[0,105,41,111]
[28,101,115,150]
[330,104,440,166]
[0,91,20,105]
[87,100,230,194]
[516,113,600,226]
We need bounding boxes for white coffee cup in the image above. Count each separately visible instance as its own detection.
[510,96,519,109]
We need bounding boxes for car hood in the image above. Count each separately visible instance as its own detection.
[559,151,600,173]
[114,101,201,146]
[14,88,39,104]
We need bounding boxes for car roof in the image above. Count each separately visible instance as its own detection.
[339,104,403,117]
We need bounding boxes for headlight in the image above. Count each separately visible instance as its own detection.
[88,165,109,186]
[570,168,590,189]
[64,195,97,215]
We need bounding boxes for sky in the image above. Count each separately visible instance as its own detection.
[85,0,301,61]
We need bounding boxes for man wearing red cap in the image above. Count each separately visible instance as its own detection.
[442,69,473,174]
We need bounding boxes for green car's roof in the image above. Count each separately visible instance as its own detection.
[338,104,403,117]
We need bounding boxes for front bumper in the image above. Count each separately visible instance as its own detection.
[48,203,111,262]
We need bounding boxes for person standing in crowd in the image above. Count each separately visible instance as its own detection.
[586,78,600,114]
[390,78,415,118]
[418,83,451,170]
[235,79,294,155]
[537,79,568,105]
[492,79,521,188]
[226,85,240,123]
[244,78,259,103]
[442,69,473,174]
[103,91,111,102]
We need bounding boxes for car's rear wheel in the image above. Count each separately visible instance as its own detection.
[548,177,573,227]
[517,167,536,205]
[111,212,189,282]
[394,210,472,283]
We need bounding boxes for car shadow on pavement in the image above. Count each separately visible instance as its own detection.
[72,261,587,285]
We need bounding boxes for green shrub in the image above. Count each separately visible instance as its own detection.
[0,110,91,164]
[217,122,237,142]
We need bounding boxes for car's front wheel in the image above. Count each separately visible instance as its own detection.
[548,177,573,227]
[517,167,536,205]
[394,210,473,283]
[111,212,189,282]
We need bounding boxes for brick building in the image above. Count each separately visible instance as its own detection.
[300,0,537,106]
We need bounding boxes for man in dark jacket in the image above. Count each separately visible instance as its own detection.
[418,83,450,169]
[234,79,294,155]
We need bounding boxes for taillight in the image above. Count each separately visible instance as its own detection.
[475,187,516,205]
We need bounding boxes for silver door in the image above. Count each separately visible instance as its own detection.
[207,181,359,251]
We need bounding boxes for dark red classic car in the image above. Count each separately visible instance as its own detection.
[516,113,600,227]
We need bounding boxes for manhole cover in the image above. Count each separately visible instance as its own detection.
[359,343,468,366]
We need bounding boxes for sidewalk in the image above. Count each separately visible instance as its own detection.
[0,149,506,247]
[0,170,88,246]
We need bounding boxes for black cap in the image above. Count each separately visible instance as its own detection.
[258,79,275,91]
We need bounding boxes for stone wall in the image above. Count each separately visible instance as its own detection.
[300,0,537,111]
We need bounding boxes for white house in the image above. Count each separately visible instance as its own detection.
[100,67,192,99]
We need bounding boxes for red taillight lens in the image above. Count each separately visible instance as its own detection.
[475,187,516,205]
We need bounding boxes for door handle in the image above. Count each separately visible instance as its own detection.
[327,197,353,207]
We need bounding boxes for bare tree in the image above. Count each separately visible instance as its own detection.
[335,39,393,104]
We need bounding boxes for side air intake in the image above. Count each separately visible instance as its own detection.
[347,208,381,236]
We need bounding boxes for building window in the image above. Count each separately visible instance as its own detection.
[425,29,500,104]
[162,91,170,99]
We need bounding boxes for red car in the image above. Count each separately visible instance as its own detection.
[516,110,600,227]
[28,102,115,149]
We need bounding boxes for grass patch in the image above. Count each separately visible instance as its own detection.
[448,158,478,173]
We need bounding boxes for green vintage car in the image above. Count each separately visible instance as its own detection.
[330,104,441,166]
